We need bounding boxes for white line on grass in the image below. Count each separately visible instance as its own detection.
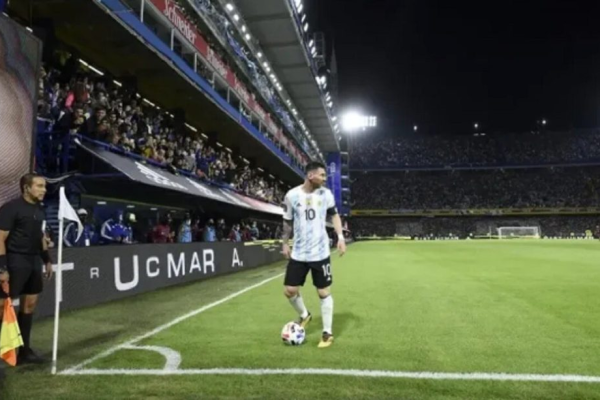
[60,272,284,374]
[60,368,600,383]
[121,345,182,371]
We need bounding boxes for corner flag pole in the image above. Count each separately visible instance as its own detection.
[51,186,83,374]
[51,187,66,375]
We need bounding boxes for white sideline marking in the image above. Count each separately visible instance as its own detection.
[60,368,600,383]
[121,345,182,371]
[60,272,284,374]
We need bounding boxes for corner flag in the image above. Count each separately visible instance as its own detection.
[51,186,83,374]
[0,283,23,367]
[59,187,83,242]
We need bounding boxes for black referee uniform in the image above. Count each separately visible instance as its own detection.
[0,196,48,364]
[0,197,46,300]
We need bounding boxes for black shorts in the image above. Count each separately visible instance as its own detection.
[0,253,43,299]
[284,257,332,289]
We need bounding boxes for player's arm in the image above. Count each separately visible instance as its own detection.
[0,230,8,285]
[331,213,344,240]
[326,192,346,256]
[282,219,292,242]
[0,203,15,284]
[281,193,293,259]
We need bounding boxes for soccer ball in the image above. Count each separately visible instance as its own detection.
[281,322,305,346]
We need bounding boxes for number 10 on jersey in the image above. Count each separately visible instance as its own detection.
[305,208,316,221]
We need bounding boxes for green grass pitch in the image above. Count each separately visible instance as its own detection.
[2,240,600,399]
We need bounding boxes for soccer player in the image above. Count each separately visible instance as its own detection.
[281,161,346,348]
[0,173,53,364]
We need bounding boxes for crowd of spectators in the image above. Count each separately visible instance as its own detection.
[37,51,286,204]
[351,132,600,169]
[352,167,600,210]
[352,216,600,239]
[55,208,282,248]
[351,133,600,239]
[148,215,280,244]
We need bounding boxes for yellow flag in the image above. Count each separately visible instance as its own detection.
[1,283,23,366]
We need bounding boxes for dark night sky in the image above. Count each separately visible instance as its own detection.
[314,0,600,136]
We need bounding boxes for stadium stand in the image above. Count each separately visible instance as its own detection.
[351,131,600,169]
[352,167,600,210]
[37,57,286,205]
[352,216,599,239]
[350,135,600,239]
[31,51,296,245]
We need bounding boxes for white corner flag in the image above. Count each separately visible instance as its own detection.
[52,186,83,375]
[59,187,83,242]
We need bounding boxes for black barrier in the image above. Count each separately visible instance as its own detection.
[35,241,285,319]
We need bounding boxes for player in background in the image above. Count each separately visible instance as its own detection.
[281,161,346,348]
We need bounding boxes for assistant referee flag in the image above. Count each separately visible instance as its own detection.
[1,283,23,366]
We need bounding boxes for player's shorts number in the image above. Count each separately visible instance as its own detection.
[305,209,316,221]
[322,263,332,281]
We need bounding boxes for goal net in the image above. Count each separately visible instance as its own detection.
[497,226,541,239]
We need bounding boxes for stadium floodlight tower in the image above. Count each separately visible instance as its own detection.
[341,111,377,133]
[340,109,377,155]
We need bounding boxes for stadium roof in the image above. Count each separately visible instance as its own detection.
[226,0,340,152]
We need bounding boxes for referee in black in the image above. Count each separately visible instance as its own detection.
[0,173,53,365]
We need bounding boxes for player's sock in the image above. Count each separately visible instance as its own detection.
[320,295,333,334]
[18,312,33,350]
[289,294,309,319]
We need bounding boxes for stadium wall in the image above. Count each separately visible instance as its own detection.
[35,241,284,319]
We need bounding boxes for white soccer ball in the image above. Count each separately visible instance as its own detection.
[281,322,305,346]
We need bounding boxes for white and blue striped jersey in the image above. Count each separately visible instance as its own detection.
[283,185,337,262]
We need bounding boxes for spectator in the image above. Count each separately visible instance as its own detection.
[178,214,193,243]
[101,211,130,244]
[216,218,227,241]
[123,213,136,244]
[151,215,173,244]
[249,221,259,240]
[191,218,203,242]
[203,219,217,242]
[64,208,97,247]
[241,223,252,242]
[228,224,242,242]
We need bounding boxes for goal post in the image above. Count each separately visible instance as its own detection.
[497,226,541,239]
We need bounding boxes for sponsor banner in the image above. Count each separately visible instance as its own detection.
[351,208,600,217]
[326,152,342,210]
[82,142,283,216]
[36,241,285,319]
[148,0,300,156]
